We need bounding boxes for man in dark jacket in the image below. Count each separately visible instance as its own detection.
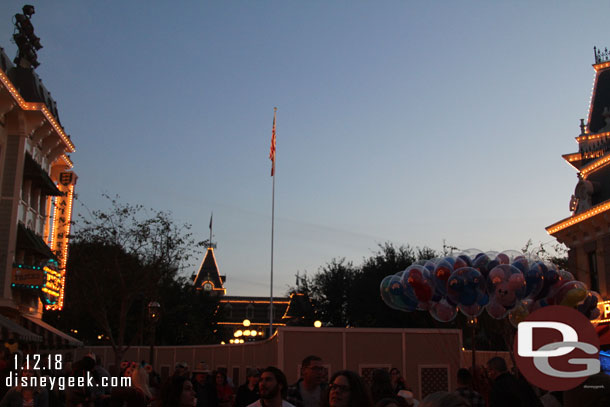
[191,362,218,407]
[486,357,541,407]
[236,368,261,407]
[286,356,326,407]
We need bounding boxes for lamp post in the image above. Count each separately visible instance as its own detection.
[147,301,161,368]
[467,317,478,384]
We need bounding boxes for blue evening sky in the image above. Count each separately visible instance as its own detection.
[0,1,606,296]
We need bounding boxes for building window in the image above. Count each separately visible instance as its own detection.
[267,304,275,321]
[224,303,232,318]
[588,251,599,292]
[246,304,254,319]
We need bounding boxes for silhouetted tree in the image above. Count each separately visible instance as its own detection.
[290,242,441,328]
[46,196,201,367]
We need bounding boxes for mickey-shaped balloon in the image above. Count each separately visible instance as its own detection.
[447,267,488,317]
[487,264,526,308]
[429,298,458,323]
[401,265,435,310]
[433,260,454,298]
[382,275,418,312]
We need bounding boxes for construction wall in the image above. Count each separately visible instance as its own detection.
[73,326,463,400]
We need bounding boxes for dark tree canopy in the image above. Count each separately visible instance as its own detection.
[45,196,219,364]
[289,242,514,351]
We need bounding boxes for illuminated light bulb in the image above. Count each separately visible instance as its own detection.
[235,330,243,337]
[243,330,251,336]
[229,339,235,344]
[221,341,225,345]
[250,331,257,337]
[314,320,322,328]
[243,319,251,327]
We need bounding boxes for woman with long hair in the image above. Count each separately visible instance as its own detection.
[322,370,372,407]
[157,375,196,407]
[215,370,233,407]
[389,369,407,394]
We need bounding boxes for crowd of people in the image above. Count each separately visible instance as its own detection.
[0,350,609,407]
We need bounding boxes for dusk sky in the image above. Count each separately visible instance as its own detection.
[0,1,607,297]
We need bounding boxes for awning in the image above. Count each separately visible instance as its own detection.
[21,315,82,348]
[0,314,42,343]
[23,153,62,196]
[16,223,56,260]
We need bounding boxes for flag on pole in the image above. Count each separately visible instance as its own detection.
[209,213,213,230]
[270,108,276,176]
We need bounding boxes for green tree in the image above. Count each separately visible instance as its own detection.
[309,258,356,327]
[46,196,199,367]
[155,276,220,345]
[349,243,447,328]
[291,242,441,328]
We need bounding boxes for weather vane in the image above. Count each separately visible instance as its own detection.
[12,5,43,68]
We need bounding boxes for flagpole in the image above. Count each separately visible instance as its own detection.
[269,107,277,337]
[270,163,275,337]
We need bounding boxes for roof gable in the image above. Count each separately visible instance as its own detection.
[193,248,225,294]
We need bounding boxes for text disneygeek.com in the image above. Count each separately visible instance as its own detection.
[6,372,132,391]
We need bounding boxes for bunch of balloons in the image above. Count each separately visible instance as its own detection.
[379,249,602,327]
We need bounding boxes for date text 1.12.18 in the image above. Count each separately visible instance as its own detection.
[14,354,63,370]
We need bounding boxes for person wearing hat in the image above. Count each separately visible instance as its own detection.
[192,362,218,407]
[236,368,261,407]
[175,362,190,378]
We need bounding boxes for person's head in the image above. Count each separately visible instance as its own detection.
[175,362,189,378]
[192,362,211,384]
[325,370,372,407]
[389,368,402,383]
[216,370,227,386]
[259,366,288,400]
[419,391,469,407]
[246,368,260,387]
[131,365,152,399]
[162,375,196,407]
[456,368,472,388]
[486,357,508,381]
[301,355,324,387]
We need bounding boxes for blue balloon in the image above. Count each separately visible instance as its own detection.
[433,260,454,298]
[443,256,456,268]
[524,265,544,299]
[447,267,486,308]
[387,275,418,311]
[472,254,491,278]
[511,260,527,273]
[456,254,473,267]
[536,263,558,300]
